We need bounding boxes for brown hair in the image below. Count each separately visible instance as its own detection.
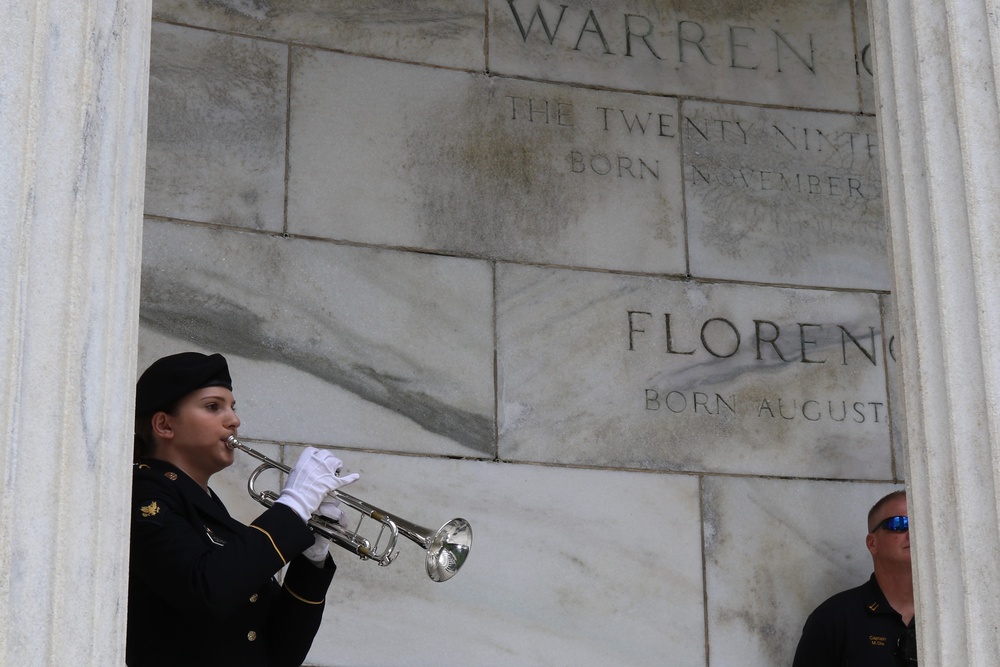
[133,399,181,462]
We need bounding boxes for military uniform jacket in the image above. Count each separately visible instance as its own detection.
[127,458,336,667]
[792,573,912,667]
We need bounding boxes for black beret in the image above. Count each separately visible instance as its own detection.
[135,352,233,417]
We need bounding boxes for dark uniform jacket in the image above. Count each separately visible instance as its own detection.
[792,573,913,667]
[127,458,336,667]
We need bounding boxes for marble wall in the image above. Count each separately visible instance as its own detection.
[139,1,900,665]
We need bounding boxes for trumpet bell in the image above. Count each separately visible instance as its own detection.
[426,518,473,582]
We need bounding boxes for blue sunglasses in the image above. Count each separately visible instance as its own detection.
[873,515,909,533]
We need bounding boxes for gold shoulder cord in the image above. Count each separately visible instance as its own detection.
[249,525,287,565]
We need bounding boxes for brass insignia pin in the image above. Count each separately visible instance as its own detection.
[140,501,160,517]
[164,472,178,481]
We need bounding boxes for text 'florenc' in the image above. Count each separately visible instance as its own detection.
[627,311,882,366]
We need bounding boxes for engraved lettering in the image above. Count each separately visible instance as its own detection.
[665,313,695,355]
[665,390,687,413]
[627,313,883,367]
[573,10,612,53]
[684,116,753,144]
[860,44,874,76]
[507,3,822,78]
[678,20,714,64]
[729,26,759,70]
[625,14,662,59]
[507,96,574,126]
[771,125,878,160]
[840,326,877,365]
[754,320,790,361]
[748,397,885,423]
[701,318,740,358]
[645,388,660,410]
[644,389,736,415]
[774,30,815,73]
[687,166,870,200]
[597,107,676,137]
[508,1,568,44]
[627,310,651,351]
[799,323,825,364]
[569,151,659,179]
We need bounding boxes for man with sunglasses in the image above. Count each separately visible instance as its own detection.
[792,490,916,666]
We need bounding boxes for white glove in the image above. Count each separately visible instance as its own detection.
[301,498,351,564]
[316,497,350,530]
[302,533,331,564]
[275,447,360,523]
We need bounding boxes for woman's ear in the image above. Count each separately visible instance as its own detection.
[150,411,174,441]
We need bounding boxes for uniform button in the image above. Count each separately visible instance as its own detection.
[247,631,257,642]
[249,594,258,603]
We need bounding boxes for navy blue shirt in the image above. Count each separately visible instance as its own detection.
[792,574,913,666]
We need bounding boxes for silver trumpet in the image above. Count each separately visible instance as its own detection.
[226,435,472,582]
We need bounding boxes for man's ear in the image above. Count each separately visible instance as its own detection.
[151,411,174,441]
[866,531,877,556]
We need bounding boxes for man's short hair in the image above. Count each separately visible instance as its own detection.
[867,489,907,532]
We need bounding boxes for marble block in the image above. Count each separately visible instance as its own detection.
[297,451,705,667]
[145,23,287,231]
[498,265,893,479]
[151,1,485,70]
[490,0,862,111]
[138,219,495,457]
[683,101,886,289]
[703,476,902,667]
[287,49,686,275]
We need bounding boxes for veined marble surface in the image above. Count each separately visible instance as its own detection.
[497,264,893,479]
[152,0,485,70]
[212,447,706,667]
[135,5,900,666]
[703,476,902,666]
[683,101,885,290]
[145,23,287,231]
[138,219,495,457]
[287,50,686,275]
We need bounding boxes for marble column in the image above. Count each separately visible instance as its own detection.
[869,1,1000,664]
[0,1,150,665]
